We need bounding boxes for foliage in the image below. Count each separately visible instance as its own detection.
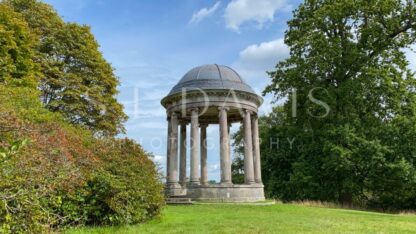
[233,0,416,210]
[0,85,164,233]
[0,3,36,87]
[0,86,92,233]
[231,155,244,184]
[4,0,127,136]
[86,139,164,225]
[231,128,244,184]
[0,2,160,231]
[0,139,27,160]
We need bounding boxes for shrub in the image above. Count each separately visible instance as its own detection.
[86,139,164,225]
[0,85,164,232]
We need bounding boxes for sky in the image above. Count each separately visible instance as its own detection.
[42,0,305,181]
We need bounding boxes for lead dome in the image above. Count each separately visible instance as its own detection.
[167,64,256,96]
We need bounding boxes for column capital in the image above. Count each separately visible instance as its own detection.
[170,111,179,118]
[218,106,230,111]
[200,123,209,128]
[242,109,253,118]
[179,119,189,125]
[190,107,199,113]
[244,109,253,114]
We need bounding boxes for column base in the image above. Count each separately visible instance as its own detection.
[165,182,186,196]
[189,181,200,186]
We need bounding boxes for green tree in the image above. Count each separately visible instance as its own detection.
[0,3,36,87]
[233,0,416,209]
[40,23,127,136]
[5,0,127,136]
[231,127,245,184]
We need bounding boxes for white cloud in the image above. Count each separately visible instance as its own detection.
[233,38,290,114]
[152,155,166,164]
[238,38,289,70]
[189,2,221,25]
[224,0,288,31]
[208,163,220,173]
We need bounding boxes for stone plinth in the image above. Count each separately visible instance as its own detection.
[165,183,187,197]
[185,183,265,202]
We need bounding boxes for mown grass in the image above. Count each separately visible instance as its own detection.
[66,204,416,234]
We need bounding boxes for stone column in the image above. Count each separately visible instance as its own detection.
[190,108,200,185]
[179,122,187,186]
[168,112,179,185]
[200,124,208,185]
[252,115,262,183]
[166,116,171,183]
[219,107,232,184]
[243,109,255,184]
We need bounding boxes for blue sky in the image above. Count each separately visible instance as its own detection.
[44,0,302,181]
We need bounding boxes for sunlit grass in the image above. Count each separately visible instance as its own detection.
[66,203,416,234]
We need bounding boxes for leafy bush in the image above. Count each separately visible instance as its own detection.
[86,139,164,225]
[0,85,164,233]
[0,139,49,233]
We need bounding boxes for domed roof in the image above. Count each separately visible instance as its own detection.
[167,64,256,95]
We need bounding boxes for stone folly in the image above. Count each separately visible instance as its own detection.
[161,64,265,202]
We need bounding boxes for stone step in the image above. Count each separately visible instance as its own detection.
[166,197,193,204]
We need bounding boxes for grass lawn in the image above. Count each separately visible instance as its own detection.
[66,204,416,234]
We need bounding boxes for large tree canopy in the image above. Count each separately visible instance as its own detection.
[0,3,36,87]
[4,0,127,136]
[232,0,416,210]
